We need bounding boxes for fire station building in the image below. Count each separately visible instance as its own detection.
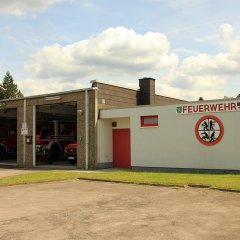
[0,78,184,169]
[0,77,240,172]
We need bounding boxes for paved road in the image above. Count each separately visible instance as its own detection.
[0,180,240,240]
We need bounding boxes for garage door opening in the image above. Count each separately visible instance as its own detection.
[35,102,77,166]
[0,108,17,166]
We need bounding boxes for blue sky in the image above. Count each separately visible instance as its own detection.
[1,0,240,100]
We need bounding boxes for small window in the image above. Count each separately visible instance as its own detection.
[141,115,158,127]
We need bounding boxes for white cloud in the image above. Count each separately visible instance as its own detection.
[156,23,240,100]
[18,78,84,96]
[174,48,200,55]
[0,0,64,15]
[219,23,234,40]
[22,24,240,101]
[181,24,240,76]
[159,73,227,100]
[25,27,178,80]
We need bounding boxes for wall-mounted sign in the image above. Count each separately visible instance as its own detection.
[176,101,240,114]
[195,115,224,146]
[21,122,28,135]
[21,128,29,135]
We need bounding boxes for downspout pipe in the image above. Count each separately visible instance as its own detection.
[23,98,26,165]
[85,90,89,170]
[32,105,36,166]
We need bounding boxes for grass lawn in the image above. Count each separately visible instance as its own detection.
[0,170,240,191]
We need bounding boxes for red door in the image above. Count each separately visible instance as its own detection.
[113,129,131,168]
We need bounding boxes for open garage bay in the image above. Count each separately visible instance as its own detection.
[0,108,17,166]
[35,102,77,166]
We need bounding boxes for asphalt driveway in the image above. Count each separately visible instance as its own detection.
[0,180,240,240]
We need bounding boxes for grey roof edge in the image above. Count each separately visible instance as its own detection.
[96,81,137,92]
[0,87,94,102]
[100,97,240,112]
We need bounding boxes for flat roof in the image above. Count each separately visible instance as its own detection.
[0,87,94,103]
[100,97,240,112]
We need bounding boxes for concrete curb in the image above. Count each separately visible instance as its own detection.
[209,187,240,193]
[78,178,240,193]
[78,178,184,188]
[188,184,210,188]
[188,184,240,193]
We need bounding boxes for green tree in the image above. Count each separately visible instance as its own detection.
[0,71,23,99]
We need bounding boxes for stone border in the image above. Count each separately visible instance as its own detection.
[78,177,183,188]
[188,184,210,188]
[78,178,240,193]
[209,187,240,193]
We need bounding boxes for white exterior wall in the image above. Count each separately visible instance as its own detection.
[97,119,112,163]
[100,103,240,170]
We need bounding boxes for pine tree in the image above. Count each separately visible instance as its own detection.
[0,71,23,99]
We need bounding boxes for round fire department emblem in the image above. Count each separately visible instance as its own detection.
[195,115,224,146]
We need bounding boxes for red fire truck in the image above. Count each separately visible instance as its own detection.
[36,120,76,164]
